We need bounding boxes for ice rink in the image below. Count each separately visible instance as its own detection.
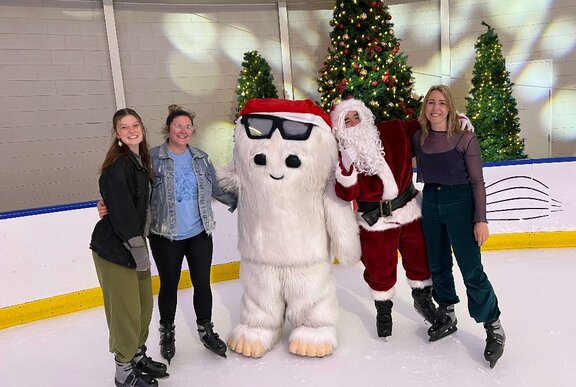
[1,247,574,387]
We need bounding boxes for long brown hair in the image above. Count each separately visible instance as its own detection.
[417,84,461,145]
[100,108,153,179]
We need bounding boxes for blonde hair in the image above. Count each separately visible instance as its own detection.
[417,84,461,145]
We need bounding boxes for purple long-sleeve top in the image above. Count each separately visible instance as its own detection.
[411,129,487,223]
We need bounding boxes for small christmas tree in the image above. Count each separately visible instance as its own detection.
[236,50,278,116]
[317,0,421,122]
[465,22,527,161]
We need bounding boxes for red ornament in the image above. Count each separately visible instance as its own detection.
[356,23,362,28]
[386,15,392,20]
[344,49,349,55]
[372,80,379,87]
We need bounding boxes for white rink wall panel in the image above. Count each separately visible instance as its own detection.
[1,159,574,311]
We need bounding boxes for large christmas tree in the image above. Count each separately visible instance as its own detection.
[317,0,421,122]
[236,50,278,116]
[465,22,527,161]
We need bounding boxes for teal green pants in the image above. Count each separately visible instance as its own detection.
[93,252,153,362]
[421,184,500,323]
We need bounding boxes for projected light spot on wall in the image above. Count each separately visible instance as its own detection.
[542,20,576,53]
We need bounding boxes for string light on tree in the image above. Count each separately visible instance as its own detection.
[317,0,421,121]
[465,22,527,161]
[235,50,278,117]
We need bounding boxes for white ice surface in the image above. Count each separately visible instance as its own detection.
[1,248,575,386]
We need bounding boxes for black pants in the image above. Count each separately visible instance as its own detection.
[148,232,214,326]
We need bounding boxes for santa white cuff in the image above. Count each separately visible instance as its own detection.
[406,278,433,289]
[371,287,395,301]
[335,164,358,188]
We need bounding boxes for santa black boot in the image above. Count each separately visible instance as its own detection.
[484,318,506,368]
[411,285,439,324]
[159,323,176,364]
[374,300,393,338]
[428,304,457,342]
[197,321,227,357]
[115,360,158,387]
[133,345,169,378]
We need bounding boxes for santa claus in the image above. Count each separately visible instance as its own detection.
[218,98,361,358]
[330,98,438,339]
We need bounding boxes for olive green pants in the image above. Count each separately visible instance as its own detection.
[93,252,153,363]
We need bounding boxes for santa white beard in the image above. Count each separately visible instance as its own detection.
[335,121,386,176]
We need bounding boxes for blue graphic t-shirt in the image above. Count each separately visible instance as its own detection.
[169,150,204,239]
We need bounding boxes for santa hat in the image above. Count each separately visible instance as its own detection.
[239,98,332,132]
[330,98,375,133]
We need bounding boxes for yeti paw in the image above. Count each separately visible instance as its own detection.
[288,326,337,358]
[288,340,334,358]
[228,335,267,358]
[227,324,281,358]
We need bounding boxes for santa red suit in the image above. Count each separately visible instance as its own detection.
[331,98,437,338]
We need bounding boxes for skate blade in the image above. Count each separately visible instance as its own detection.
[204,344,227,358]
[428,326,457,342]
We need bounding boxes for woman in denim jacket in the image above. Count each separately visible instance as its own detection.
[149,105,237,362]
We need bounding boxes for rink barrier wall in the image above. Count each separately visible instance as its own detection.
[1,157,575,329]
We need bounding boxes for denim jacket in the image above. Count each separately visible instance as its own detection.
[149,142,237,239]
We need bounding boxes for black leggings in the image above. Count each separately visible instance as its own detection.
[148,232,213,326]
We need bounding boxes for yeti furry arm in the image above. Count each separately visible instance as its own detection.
[324,176,361,266]
[216,161,240,195]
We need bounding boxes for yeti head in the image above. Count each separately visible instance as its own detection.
[234,98,338,193]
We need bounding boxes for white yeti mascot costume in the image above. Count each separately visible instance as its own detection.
[219,98,361,358]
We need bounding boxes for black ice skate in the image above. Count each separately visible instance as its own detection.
[159,323,176,364]
[411,286,439,324]
[198,321,227,357]
[115,360,158,387]
[374,300,393,338]
[134,345,169,378]
[428,304,457,342]
[484,319,506,368]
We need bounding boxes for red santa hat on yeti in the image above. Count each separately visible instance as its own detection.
[239,98,332,133]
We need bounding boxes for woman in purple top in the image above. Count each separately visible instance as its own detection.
[412,85,505,368]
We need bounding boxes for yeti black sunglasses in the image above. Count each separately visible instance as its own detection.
[240,114,314,141]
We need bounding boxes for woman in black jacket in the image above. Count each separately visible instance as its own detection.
[90,108,167,387]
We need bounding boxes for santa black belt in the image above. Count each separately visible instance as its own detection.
[357,181,418,226]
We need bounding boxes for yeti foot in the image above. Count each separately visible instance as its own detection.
[227,335,267,358]
[288,340,334,358]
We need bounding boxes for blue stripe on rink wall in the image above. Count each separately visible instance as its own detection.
[1,157,575,220]
[483,156,576,167]
[0,200,98,220]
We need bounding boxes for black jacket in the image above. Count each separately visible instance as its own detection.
[90,152,150,268]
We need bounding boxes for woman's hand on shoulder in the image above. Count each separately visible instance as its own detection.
[474,222,489,247]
